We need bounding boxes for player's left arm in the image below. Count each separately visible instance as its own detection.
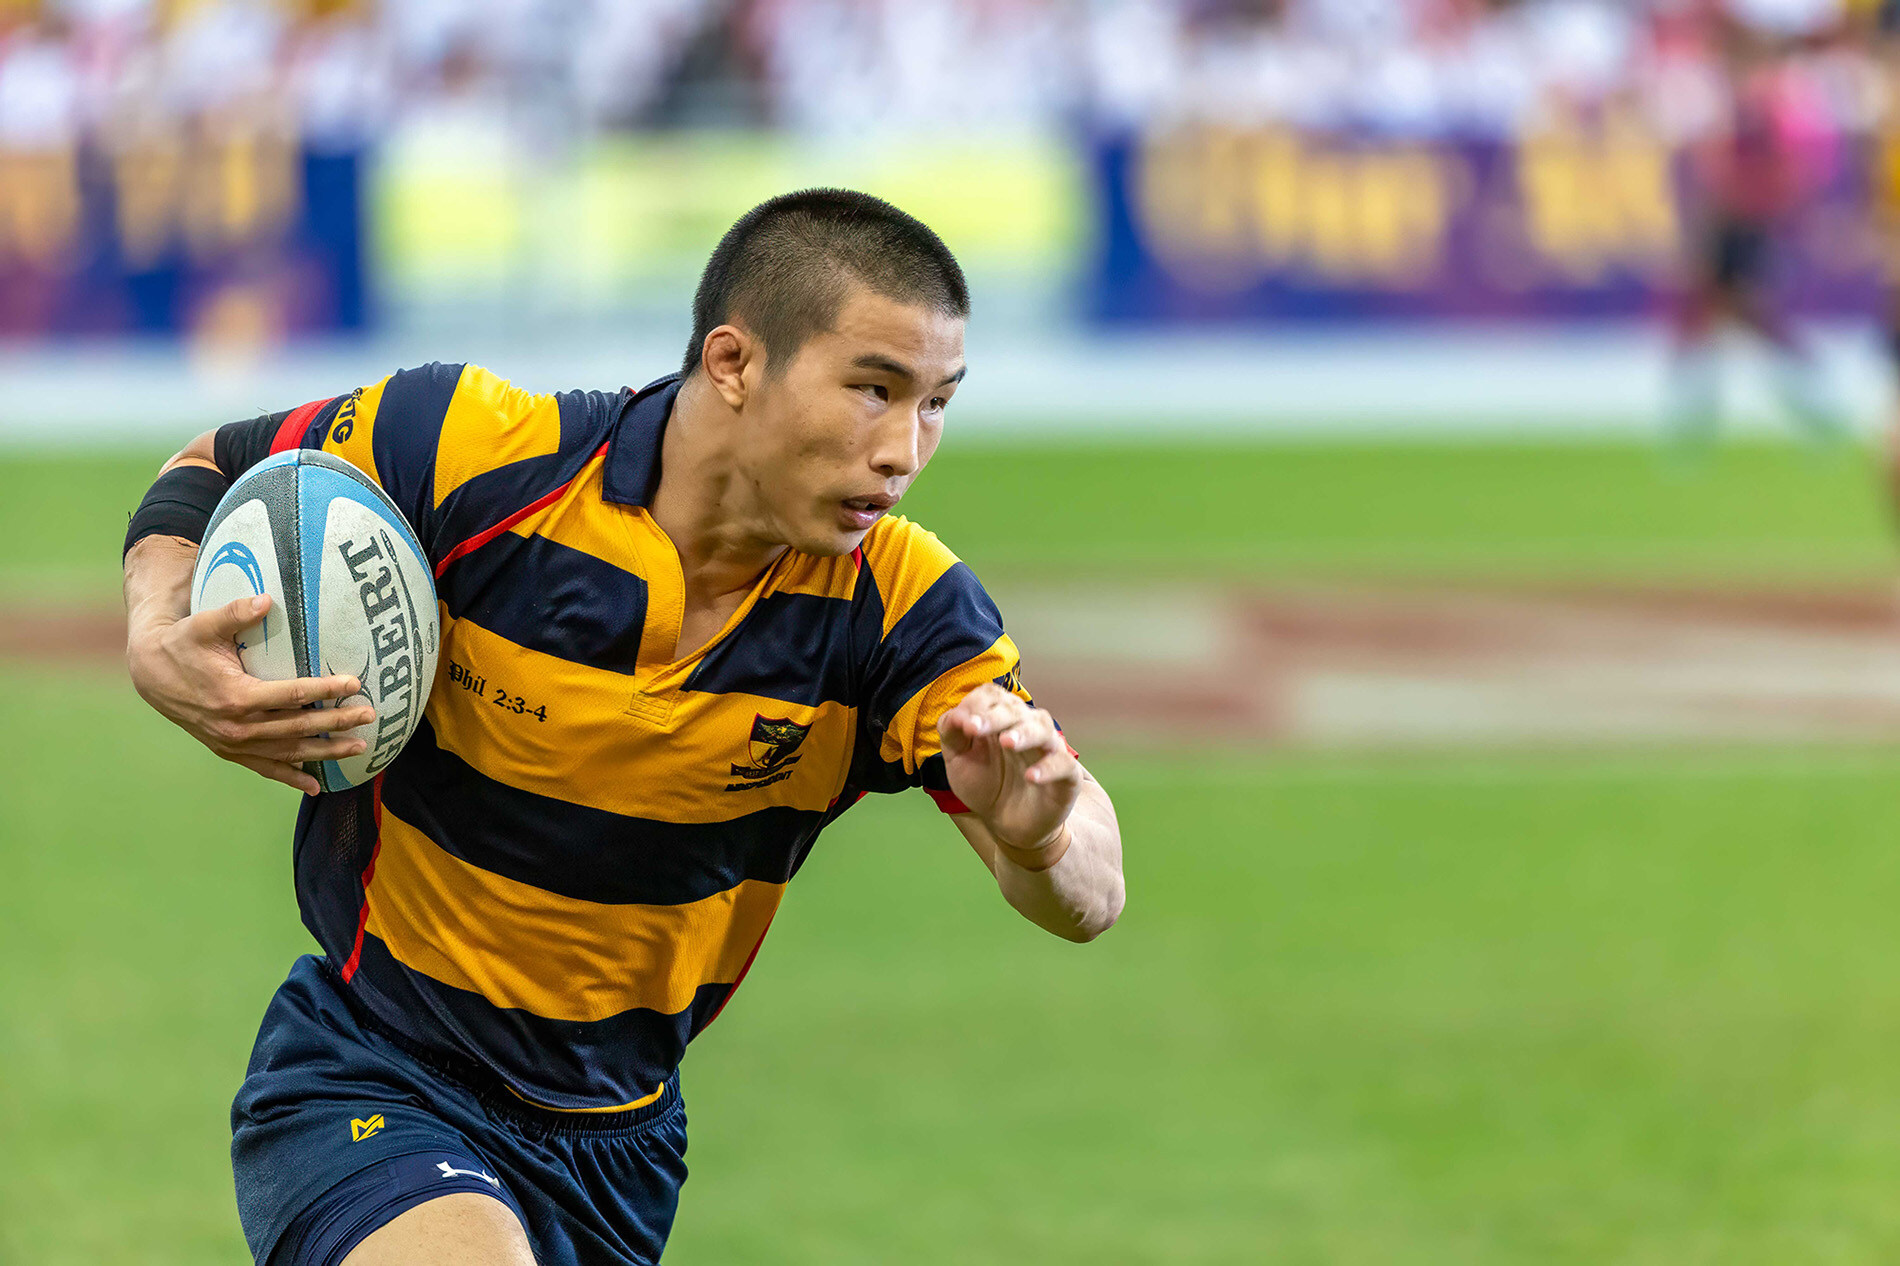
[938,683,1124,943]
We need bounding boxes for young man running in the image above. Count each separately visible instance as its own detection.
[1669,20,1845,446]
[122,189,1125,1265]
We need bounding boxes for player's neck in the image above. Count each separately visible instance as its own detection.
[649,377,788,598]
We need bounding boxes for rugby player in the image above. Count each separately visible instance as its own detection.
[121,189,1126,1266]
[1866,0,1900,514]
[1668,17,1844,446]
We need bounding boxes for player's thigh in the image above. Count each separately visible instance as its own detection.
[340,1192,536,1266]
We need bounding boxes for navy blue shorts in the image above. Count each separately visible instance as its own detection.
[231,957,688,1266]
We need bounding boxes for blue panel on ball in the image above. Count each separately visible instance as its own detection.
[294,464,412,642]
[247,449,304,476]
[294,453,429,793]
[300,449,433,575]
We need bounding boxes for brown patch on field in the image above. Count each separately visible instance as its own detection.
[2,607,124,661]
[992,580,1900,749]
[18,583,1900,747]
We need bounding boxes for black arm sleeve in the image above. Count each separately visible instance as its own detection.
[213,411,289,481]
[122,465,231,560]
[122,411,292,561]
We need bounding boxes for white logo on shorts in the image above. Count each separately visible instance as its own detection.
[436,1161,501,1188]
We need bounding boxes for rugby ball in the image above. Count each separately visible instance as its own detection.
[190,449,439,792]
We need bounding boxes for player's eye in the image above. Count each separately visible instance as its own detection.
[856,384,889,402]
[927,396,947,413]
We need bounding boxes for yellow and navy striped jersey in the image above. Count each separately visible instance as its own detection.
[250,364,1033,1112]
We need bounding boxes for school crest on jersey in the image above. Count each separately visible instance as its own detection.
[993,662,1024,696]
[726,715,811,790]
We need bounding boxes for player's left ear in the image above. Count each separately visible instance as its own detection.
[700,324,755,411]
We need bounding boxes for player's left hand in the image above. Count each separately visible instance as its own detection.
[937,683,1080,854]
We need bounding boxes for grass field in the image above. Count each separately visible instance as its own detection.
[9,439,1900,1263]
[5,438,1895,602]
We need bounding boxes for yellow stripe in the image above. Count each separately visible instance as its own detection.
[774,551,859,601]
[506,448,638,564]
[862,515,960,638]
[432,365,563,508]
[629,508,686,669]
[318,376,390,483]
[429,616,854,821]
[505,469,845,668]
[500,457,685,670]
[505,1082,668,1115]
[879,632,1019,771]
[364,809,784,1023]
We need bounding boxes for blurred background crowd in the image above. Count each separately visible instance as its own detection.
[0,0,1887,143]
[3,0,1899,434]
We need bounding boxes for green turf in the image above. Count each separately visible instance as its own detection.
[9,439,1897,606]
[0,451,166,605]
[11,668,1900,1263]
[10,434,1900,1261]
[905,439,1900,582]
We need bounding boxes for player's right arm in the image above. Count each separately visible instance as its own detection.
[127,362,613,793]
[123,428,373,795]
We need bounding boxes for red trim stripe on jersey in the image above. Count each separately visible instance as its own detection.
[269,397,336,455]
[339,775,386,983]
[432,442,609,579]
[925,787,971,815]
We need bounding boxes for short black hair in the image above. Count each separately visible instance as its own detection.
[683,188,969,378]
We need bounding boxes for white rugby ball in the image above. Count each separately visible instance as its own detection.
[190,449,440,792]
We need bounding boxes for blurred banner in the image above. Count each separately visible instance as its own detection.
[375,129,1080,317]
[1091,123,1882,324]
[0,136,365,339]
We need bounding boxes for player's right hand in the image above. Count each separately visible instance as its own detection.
[127,593,374,795]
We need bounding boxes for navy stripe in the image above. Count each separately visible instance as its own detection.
[292,782,381,965]
[427,388,623,570]
[432,451,589,561]
[437,532,648,675]
[852,552,886,665]
[380,718,829,905]
[553,387,625,452]
[369,362,463,549]
[865,561,1005,732]
[348,933,725,1110]
[685,590,864,708]
[301,395,348,451]
[601,377,677,508]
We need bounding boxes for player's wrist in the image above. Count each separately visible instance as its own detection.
[124,539,197,619]
[992,821,1073,872]
[125,591,187,646]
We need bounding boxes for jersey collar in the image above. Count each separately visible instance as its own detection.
[602,373,683,509]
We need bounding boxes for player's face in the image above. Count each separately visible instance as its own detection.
[747,288,966,555]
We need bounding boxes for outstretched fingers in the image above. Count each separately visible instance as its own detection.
[252,734,369,766]
[234,755,322,796]
[240,705,378,742]
[191,593,271,642]
[241,672,364,714]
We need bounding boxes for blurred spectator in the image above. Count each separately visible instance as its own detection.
[0,0,1887,152]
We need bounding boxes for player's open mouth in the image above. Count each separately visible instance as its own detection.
[838,494,897,531]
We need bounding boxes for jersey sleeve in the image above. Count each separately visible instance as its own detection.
[856,518,1052,814]
[212,411,290,479]
[293,363,459,557]
[236,362,611,569]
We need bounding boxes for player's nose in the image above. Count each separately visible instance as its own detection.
[870,411,923,480]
